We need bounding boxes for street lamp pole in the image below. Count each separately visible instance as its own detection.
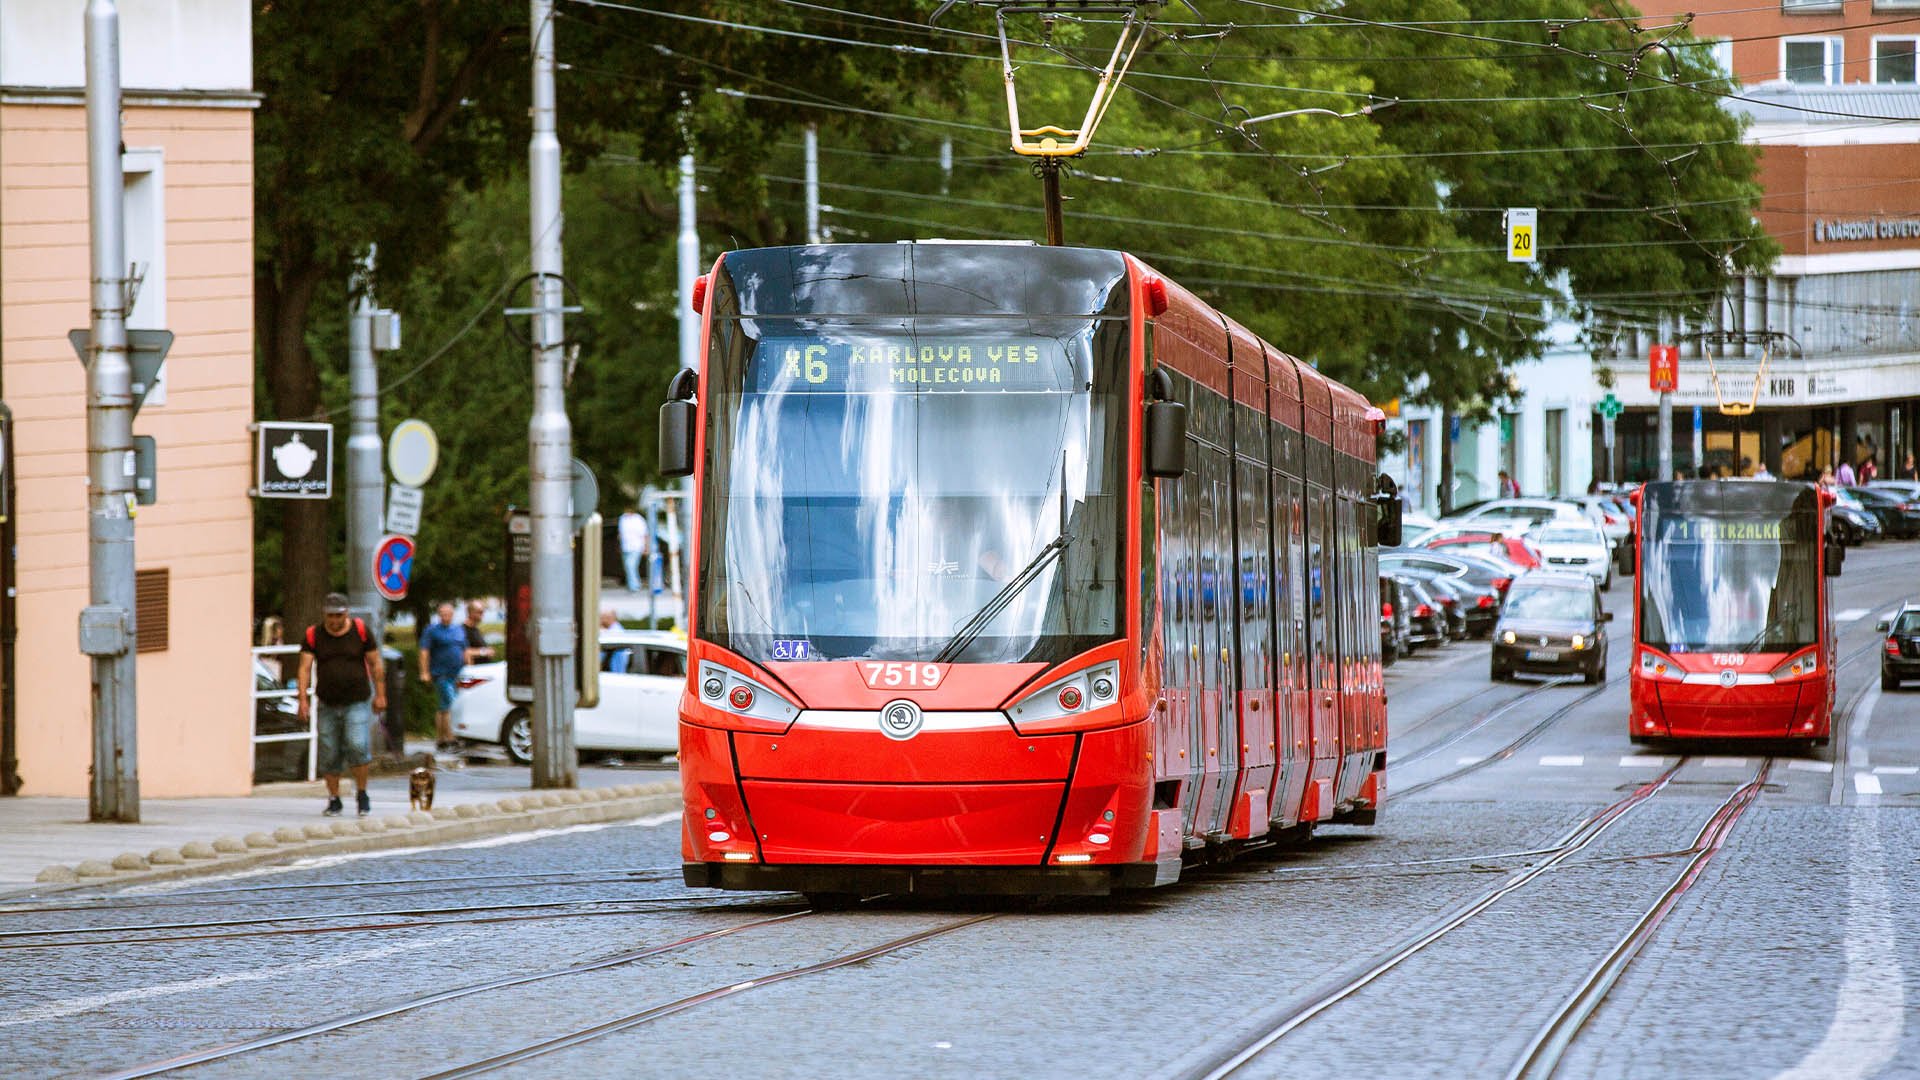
[527,0,576,788]
[82,0,138,822]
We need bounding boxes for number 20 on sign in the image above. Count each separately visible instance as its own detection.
[1506,207,1538,264]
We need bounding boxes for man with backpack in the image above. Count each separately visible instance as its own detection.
[298,593,387,817]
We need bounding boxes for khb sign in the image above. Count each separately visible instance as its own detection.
[1649,344,1678,393]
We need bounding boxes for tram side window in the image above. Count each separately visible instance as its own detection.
[1237,457,1272,694]
[1306,489,1327,691]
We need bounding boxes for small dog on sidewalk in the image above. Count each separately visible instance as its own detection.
[409,753,436,811]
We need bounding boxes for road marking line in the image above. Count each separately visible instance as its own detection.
[1455,756,1483,765]
[1702,757,1749,768]
[0,935,462,1025]
[1854,773,1884,796]
[1835,608,1871,622]
[1771,815,1905,1080]
[1618,755,1671,766]
[1789,761,1835,773]
[1872,765,1918,775]
[1540,755,1584,767]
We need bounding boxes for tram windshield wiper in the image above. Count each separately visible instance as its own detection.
[932,530,1074,665]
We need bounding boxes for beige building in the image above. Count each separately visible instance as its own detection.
[1,0,255,796]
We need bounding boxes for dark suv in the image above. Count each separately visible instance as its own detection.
[1490,572,1611,684]
[1879,606,1920,690]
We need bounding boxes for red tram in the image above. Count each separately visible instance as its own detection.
[659,243,1397,898]
[1629,480,1840,745]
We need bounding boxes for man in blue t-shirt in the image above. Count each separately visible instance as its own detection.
[418,602,472,753]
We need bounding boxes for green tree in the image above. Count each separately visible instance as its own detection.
[253,0,957,623]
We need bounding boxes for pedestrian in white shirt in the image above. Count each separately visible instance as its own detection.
[618,506,649,593]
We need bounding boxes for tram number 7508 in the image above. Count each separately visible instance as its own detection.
[861,662,945,690]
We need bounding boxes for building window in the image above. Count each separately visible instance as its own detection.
[122,148,167,405]
[135,568,169,653]
[1709,39,1735,80]
[1874,38,1919,82]
[1875,1,1920,11]
[1783,37,1843,83]
[1783,0,1842,11]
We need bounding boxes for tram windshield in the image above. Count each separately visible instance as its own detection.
[1638,482,1821,654]
[694,246,1134,666]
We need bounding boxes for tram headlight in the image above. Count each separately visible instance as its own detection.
[1009,661,1120,729]
[1772,652,1820,680]
[1639,649,1682,679]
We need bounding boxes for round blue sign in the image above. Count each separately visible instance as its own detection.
[374,535,415,601]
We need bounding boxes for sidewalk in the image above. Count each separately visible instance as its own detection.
[0,747,679,896]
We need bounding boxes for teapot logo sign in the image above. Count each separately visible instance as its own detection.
[272,434,317,479]
[257,422,333,499]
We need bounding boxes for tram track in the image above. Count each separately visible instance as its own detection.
[1504,760,1773,1079]
[1392,681,1613,800]
[98,908,819,1080]
[418,912,1001,1079]
[0,865,687,917]
[1390,675,1578,771]
[1177,757,1775,1080]
[0,893,801,952]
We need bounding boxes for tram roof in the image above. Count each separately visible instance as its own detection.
[715,243,1130,318]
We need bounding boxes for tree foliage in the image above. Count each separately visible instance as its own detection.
[253,0,1771,619]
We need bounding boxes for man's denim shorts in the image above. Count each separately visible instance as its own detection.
[316,699,373,774]
[433,675,459,711]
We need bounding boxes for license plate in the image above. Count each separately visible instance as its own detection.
[1526,649,1558,661]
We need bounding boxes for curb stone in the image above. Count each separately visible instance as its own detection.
[14,782,681,897]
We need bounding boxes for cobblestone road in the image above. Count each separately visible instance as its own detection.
[11,545,1920,1079]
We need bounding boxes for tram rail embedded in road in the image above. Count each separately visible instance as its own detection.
[97,909,817,1080]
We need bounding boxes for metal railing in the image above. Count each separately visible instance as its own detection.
[251,644,315,781]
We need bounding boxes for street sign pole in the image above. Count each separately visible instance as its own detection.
[346,249,384,638]
[81,0,138,822]
[1658,391,1673,482]
[1693,406,1704,473]
[528,0,577,789]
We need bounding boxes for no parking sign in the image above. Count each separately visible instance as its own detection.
[374,534,415,601]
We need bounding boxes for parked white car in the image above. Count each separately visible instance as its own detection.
[450,630,688,763]
[1526,522,1613,588]
[1565,495,1632,548]
[1445,498,1586,540]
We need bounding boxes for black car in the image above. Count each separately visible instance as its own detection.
[1393,575,1449,650]
[1490,572,1612,684]
[1383,547,1518,602]
[1878,606,1920,689]
[1849,486,1920,539]
[1387,560,1501,638]
[1380,574,1412,664]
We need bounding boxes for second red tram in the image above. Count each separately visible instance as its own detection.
[1630,480,1840,745]
[662,243,1395,898]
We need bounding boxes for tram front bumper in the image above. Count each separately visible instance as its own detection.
[1639,681,1823,739]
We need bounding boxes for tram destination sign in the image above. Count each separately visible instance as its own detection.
[751,336,1074,393]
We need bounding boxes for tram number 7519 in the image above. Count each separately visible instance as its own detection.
[861,662,944,690]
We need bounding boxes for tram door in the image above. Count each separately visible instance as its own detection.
[1306,486,1337,792]
[1194,445,1235,838]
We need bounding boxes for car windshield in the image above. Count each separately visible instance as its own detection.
[1535,525,1603,546]
[1503,587,1593,622]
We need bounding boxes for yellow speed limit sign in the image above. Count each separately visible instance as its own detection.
[1506,207,1538,263]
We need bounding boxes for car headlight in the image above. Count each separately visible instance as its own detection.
[1571,634,1586,651]
[1502,631,1517,645]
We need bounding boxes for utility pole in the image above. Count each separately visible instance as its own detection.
[1038,161,1064,246]
[804,124,821,244]
[346,249,382,634]
[528,0,576,788]
[939,137,952,195]
[676,153,699,602]
[1657,323,1674,482]
[81,0,138,822]
[678,155,699,368]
